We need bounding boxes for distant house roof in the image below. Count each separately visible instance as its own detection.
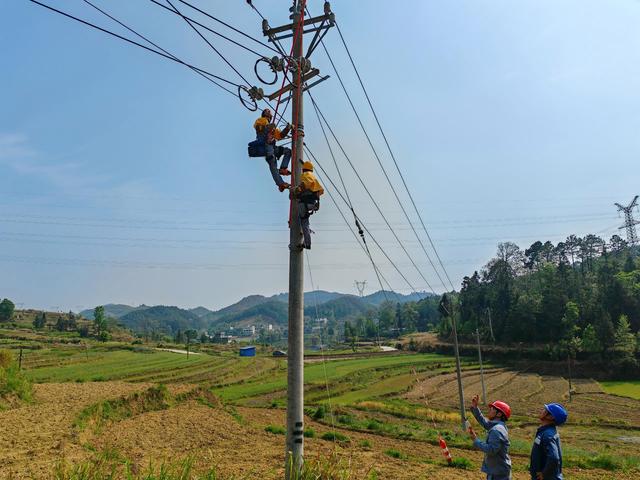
[272,350,287,357]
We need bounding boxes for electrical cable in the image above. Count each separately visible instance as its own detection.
[28,0,239,95]
[148,0,270,57]
[335,21,456,291]
[309,93,437,293]
[310,11,449,293]
[305,146,416,294]
[165,0,253,86]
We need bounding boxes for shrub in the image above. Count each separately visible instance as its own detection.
[303,428,315,438]
[447,457,473,470]
[384,449,407,460]
[313,404,327,420]
[321,431,350,443]
[0,349,32,405]
[265,424,286,435]
[359,439,372,449]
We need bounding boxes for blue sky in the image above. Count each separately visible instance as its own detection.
[1,0,639,312]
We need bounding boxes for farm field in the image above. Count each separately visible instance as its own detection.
[600,380,640,400]
[1,345,639,479]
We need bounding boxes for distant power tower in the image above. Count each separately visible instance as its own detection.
[615,195,640,246]
[354,280,367,297]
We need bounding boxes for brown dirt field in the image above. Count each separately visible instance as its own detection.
[0,381,631,479]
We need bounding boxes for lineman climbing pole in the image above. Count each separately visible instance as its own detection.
[258,2,334,477]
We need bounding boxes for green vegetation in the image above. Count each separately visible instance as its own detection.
[447,457,473,470]
[384,449,407,460]
[600,380,640,399]
[75,385,171,432]
[320,431,350,443]
[24,349,216,383]
[452,238,640,366]
[0,348,32,406]
[264,424,286,435]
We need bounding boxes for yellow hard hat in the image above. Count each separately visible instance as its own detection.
[302,161,314,171]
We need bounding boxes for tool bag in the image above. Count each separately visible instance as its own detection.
[247,139,266,157]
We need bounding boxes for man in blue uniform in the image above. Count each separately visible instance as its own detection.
[529,403,567,480]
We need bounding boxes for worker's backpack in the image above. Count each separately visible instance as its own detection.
[247,139,266,158]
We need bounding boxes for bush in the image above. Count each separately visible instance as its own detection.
[303,428,315,438]
[384,449,407,460]
[265,424,286,435]
[313,404,327,420]
[0,350,32,404]
[359,439,372,449]
[321,431,350,443]
[447,457,473,470]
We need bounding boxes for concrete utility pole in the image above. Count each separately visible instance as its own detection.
[260,3,334,477]
[615,195,640,246]
[287,2,306,475]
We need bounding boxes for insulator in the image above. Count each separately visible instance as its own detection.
[329,12,335,25]
[269,56,285,72]
[248,86,264,101]
[291,57,311,74]
[324,2,331,14]
[261,19,269,33]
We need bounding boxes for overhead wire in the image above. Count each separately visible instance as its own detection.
[334,21,456,291]
[148,0,271,57]
[309,93,438,293]
[304,146,414,294]
[165,0,253,86]
[28,0,240,96]
[307,5,448,293]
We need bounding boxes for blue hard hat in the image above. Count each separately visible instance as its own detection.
[544,403,568,425]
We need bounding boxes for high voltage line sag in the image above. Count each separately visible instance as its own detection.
[334,21,456,291]
[309,93,438,293]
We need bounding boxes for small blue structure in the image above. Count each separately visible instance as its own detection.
[239,346,256,357]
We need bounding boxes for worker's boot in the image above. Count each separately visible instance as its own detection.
[279,168,291,176]
[278,182,290,192]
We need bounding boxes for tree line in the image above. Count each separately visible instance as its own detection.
[449,234,639,362]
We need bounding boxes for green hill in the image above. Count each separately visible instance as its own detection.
[119,306,204,335]
[210,300,288,328]
[80,304,148,320]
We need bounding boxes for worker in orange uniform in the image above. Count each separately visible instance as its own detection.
[248,108,292,192]
[292,160,324,249]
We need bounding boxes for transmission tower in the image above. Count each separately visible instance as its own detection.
[354,280,367,297]
[615,195,640,246]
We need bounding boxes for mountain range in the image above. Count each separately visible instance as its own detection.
[80,290,433,335]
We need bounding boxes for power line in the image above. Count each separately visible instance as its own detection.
[148,0,270,58]
[305,146,416,293]
[81,0,241,96]
[28,0,239,95]
[164,0,253,86]
[309,93,435,294]
[335,21,456,291]
[311,10,448,293]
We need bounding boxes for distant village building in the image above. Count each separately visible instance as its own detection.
[240,326,256,337]
[212,332,232,344]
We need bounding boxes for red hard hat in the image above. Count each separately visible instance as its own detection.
[489,400,511,420]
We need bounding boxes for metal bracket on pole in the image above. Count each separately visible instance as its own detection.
[277,75,330,105]
[267,68,320,100]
